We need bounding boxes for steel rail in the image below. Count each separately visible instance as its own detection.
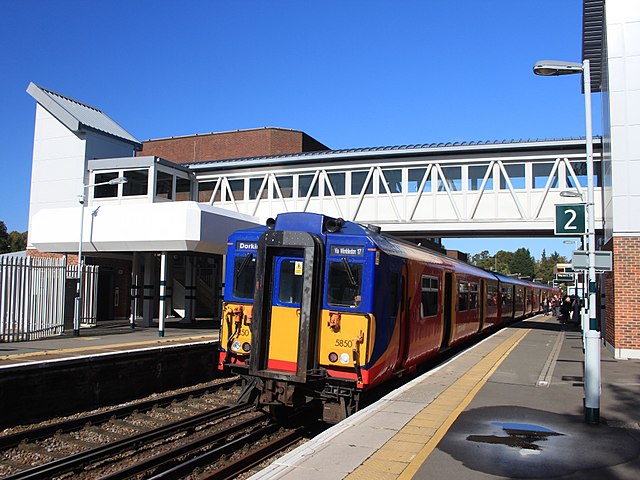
[3,403,252,480]
[97,413,270,480]
[0,377,239,450]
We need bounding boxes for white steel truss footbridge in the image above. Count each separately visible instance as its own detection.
[189,137,603,238]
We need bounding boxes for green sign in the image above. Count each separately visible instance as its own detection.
[555,204,586,235]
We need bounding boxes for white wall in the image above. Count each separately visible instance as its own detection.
[27,105,137,248]
[605,0,640,237]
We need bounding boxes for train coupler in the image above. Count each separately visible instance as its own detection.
[258,379,297,406]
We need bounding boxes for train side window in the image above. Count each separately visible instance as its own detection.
[501,286,513,306]
[421,275,438,317]
[233,254,256,299]
[487,283,499,307]
[469,282,479,309]
[458,282,469,311]
[389,272,400,313]
[327,260,363,307]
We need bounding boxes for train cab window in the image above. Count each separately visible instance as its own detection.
[458,282,469,311]
[233,254,256,299]
[421,276,439,317]
[277,259,304,304]
[327,259,363,307]
[469,283,479,309]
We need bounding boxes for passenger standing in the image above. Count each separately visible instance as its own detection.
[571,296,581,325]
[560,296,572,324]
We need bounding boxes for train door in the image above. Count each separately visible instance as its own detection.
[249,230,324,385]
[441,272,453,349]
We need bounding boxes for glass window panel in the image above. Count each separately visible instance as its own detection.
[532,163,558,188]
[469,283,479,310]
[469,165,492,191]
[156,171,173,199]
[232,254,256,299]
[351,171,373,195]
[229,179,244,200]
[420,275,439,317]
[324,172,345,196]
[438,166,462,192]
[500,164,526,189]
[278,259,304,304]
[122,170,148,196]
[198,181,219,203]
[568,161,602,188]
[175,177,191,201]
[327,261,363,307]
[94,172,119,198]
[249,178,267,200]
[276,175,293,198]
[379,169,402,194]
[458,282,469,311]
[408,168,431,193]
[298,174,319,197]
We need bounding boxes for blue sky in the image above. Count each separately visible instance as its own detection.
[0,0,595,259]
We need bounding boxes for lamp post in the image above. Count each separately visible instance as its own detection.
[74,176,128,336]
[534,59,600,424]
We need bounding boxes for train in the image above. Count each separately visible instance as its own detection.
[219,212,554,421]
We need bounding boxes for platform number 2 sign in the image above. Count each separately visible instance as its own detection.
[555,204,586,235]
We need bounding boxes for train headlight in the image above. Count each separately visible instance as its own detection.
[339,353,350,364]
[231,340,242,352]
[242,342,251,352]
[328,352,338,363]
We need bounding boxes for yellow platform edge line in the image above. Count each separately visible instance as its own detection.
[0,335,218,360]
[397,327,530,480]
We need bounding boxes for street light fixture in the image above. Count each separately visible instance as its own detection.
[559,190,584,198]
[534,58,600,424]
[74,176,128,336]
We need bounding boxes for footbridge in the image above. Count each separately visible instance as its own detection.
[188,137,603,238]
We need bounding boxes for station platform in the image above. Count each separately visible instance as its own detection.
[0,319,218,368]
[252,315,640,480]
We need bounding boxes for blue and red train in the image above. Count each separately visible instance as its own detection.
[219,212,554,420]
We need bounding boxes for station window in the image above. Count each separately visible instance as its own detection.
[249,178,267,200]
[532,163,558,189]
[421,275,439,317]
[123,169,148,196]
[500,164,526,189]
[93,172,119,198]
[458,282,469,311]
[229,179,244,201]
[233,253,256,299]
[299,174,319,197]
[156,171,173,200]
[327,260,363,307]
[469,165,493,191]
[278,259,304,304]
[324,172,345,196]
[568,161,602,188]
[198,181,219,203]
[276,175,293,198]
[379,169,402,194]
[408,168,432,193]
[175,177,191,201]
[438,167,462,192]
[351,171,373,195]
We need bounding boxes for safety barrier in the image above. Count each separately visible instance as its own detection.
[0,256,99,342]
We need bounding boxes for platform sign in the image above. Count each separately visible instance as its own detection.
[572,251,613,272]
[555,204,586,235]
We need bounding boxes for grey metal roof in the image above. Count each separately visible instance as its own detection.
[582,0,604,93]
[183,137,601,171]
[26,82,142,148]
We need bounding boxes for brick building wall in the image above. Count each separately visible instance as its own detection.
[138,127,329,164]
[604,236,640,355]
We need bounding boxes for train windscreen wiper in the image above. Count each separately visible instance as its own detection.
[235,253,254,280]
[342,257,358,287]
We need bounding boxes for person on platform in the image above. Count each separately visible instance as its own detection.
[560,296,572,324]
[571,295,581,325]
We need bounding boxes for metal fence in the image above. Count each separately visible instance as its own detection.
[67,264,99,327]
[0,256,99,342]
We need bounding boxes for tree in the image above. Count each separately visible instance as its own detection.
[8,231,27,252]
[536,250,568,284]
[509,248,536,278]
[0,221,9,253]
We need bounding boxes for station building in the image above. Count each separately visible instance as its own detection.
[22,0,639,358]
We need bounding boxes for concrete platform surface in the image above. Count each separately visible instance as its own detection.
[0,320,219,368]
[251,316,640,480]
